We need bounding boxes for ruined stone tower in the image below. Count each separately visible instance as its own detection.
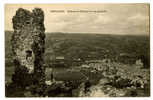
[11,8,46,90]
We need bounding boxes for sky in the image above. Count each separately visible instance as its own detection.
[5,4,149,35]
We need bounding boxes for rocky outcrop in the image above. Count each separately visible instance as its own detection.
[11,8,46,92]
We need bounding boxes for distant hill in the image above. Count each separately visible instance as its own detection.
[5,31,150,66]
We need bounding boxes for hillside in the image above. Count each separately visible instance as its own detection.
[5,31,150,65]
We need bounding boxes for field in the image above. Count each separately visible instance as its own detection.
[5,31,150,97]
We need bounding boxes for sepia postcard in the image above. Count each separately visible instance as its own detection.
[5,4,150,97]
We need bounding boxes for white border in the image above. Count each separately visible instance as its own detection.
[0,0,152,100]
[0,0,151,3]
[0,1,5,99]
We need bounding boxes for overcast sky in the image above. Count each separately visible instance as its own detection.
[5,4,149,35]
